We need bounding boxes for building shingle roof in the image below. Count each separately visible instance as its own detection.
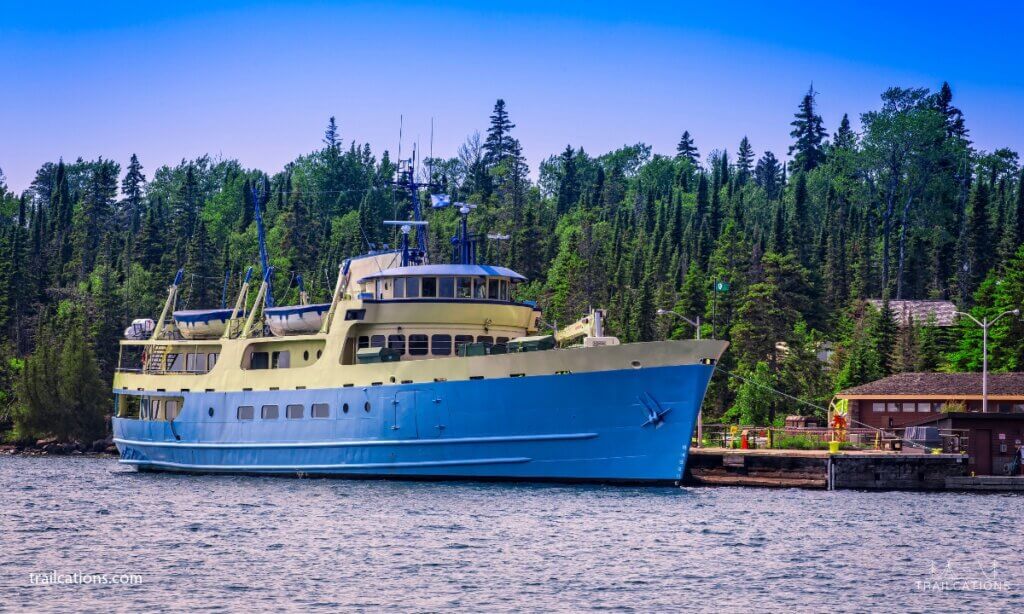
[837,372,1024,397]
[865,299,958,327]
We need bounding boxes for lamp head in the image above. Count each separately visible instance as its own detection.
[656,309,670,316]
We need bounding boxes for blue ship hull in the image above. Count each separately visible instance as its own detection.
[113,363,714,483]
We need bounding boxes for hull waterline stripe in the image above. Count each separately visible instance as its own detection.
[119,456,531,471]
[113,432,598,450]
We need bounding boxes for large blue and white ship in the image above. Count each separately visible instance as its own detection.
[112,162,726,484]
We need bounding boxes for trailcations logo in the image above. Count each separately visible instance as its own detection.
[916,560,1014,592]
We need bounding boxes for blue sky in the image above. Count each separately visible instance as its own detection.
[2,1,1023,192]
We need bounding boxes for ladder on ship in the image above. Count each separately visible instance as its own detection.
[145,345,167,374]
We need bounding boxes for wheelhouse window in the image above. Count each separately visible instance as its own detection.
[499,280,510,301]
[422,277,437,297]
[393,277,405,298]
[431,334,452,355]
[409,334,429,355]
[473,278,487,299]
[271,350,290,369]
[439,277,455,298]
[311,403,330,418]
[286,404,304,419]
[251,352,269,369]
[406,277,420,298]
[488,279,500,299]
[237,406,255,420]
[456,277,472,298]
[388,334,406,355]
[261,405,279,420]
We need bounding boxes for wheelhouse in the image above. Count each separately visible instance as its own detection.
[358,264,526,302]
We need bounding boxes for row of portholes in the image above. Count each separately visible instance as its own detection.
[232,401,371,421]
[302,349,324,362]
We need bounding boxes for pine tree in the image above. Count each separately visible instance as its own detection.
[120,153,146,232]
[788,85,828,173]
[933,81,967,141]
[790,172,811,266]
[754,152,783,200]
[966,180,993,292]
[483,99,516,168]
[675,130,699,165]
[323,116,340,150]
[832,114,857,150]
[736,137,754,185]
[556,145,579,216]
[869,299,899,376]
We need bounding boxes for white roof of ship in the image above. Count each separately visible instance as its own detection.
[358,264,527,283]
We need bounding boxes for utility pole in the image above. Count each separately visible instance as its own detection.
[954,309,1020,412]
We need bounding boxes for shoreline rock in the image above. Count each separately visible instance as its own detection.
[1,437,118,457]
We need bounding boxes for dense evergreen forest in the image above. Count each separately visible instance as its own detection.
[2,83,1023,442]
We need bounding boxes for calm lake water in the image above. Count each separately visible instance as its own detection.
[1,456,1021,612]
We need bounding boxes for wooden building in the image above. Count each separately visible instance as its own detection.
[836,372,1024,475]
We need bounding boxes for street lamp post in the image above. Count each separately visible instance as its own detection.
[657,309,704,446]
[954,308,1020,413]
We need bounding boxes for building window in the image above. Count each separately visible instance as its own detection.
[370,335,386,348]
[903,403,915,412]
[311,403,330,418]
[439,277,455,298]
[393,277,405,298]
[237,406,255,420]
[916,402,930,413]
[388,334,406,355]
[456,277,472,298]
[872,402,885,413]
[406,277,420,298]
[409,334,429,356]
[286,404,304,419]
[887,402,899,412]
[261,405,279,420]
[422,277,437,297]
[431,334,452,356]
[358,336,369,349]
[454,335,474,354]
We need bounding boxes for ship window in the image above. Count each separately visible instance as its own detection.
[406,277,420,298]
[388,334,406,355]
[499,280,509,301]
[474,278,487,299]
[370,335,386,348]
[342,403,349,413]
[311,403,330,418]
[151,399,161,420]
[237,405,255,420]
[454,335,474,354]
[261,404,279,419]
[409,334,429,356]
[271,351,290,369]
[358,336,369,349]
[477,336,494,347]
[393,277,405,298]
[439,277,455,298]
[286,404,304,419]
[251,351,269,369]
[488,279,500,299]
[165,399,180,420]
[431,334,452,355]
[456,277,472,298]
[165,353,181,371]
[422,277,437,297]
[186,353,198,372]
[208,353,218,368]
[303,350,309,361]
[496,336,509,345]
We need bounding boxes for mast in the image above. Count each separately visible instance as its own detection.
[251,182,273,307]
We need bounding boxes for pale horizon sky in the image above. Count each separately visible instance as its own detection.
[2,1,1023,193]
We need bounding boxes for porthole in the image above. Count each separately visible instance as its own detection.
[304,350,310,361]
[342,403,349,414]
[364,401,371,413]
[317,350,322,359]
[208,407,215,417]
[630,360,642,369]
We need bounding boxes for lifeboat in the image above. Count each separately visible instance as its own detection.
[264,303,330,336]
[172,308,236,340]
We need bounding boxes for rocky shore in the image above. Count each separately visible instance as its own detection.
[1,437,118,457]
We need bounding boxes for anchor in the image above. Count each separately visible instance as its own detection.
[638,392,671,427]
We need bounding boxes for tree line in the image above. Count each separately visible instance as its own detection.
[1,83,1022,441]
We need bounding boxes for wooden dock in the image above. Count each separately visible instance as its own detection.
[946,475,1024,491]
